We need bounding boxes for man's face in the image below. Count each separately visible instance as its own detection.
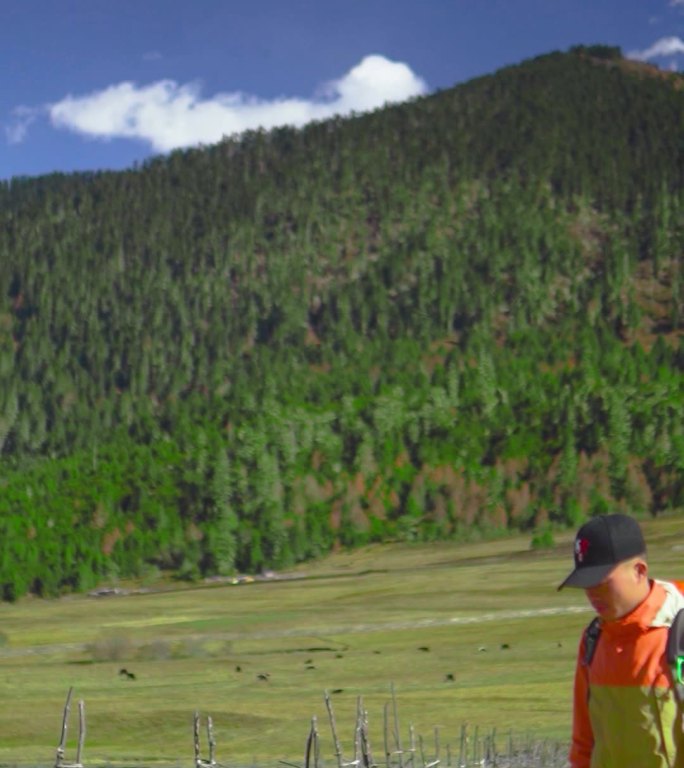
[584,558,648,621]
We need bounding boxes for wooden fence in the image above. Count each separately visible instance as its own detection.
[52,684,567,768]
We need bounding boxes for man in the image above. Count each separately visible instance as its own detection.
[558,513,684,767]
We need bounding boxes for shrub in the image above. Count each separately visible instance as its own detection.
[86,632,134,662]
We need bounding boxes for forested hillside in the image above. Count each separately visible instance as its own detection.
[0,45,682,599]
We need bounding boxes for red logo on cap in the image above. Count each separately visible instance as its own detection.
[575,537,590,563]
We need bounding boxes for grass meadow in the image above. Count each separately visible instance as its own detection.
[0,514,682,767]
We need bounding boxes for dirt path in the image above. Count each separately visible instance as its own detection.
[0,603,589,658]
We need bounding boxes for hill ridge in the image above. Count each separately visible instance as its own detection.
[0,45,681,600]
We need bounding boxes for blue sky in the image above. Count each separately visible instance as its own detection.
[2,0,684,182]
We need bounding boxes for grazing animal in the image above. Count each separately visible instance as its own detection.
[478,646,487,652]
[306,664,316,670]
[335,653,344,659]
[331,688,344,694]
[418,646,430,652]
[119,668,136,680]
[235,665,242,672]
[257,673,270,681]
[500,643,510,650]
[444,673,455,682]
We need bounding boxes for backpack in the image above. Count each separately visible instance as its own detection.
[667,609,684,701]
[582,606,684,702]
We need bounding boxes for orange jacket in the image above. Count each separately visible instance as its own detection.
[570,580,684,768]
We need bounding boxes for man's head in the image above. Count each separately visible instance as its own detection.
[558,514,649,620]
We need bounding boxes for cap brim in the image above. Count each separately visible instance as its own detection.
[557,563,615,591]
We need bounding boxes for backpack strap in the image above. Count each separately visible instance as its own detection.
[582,616,602,667]
[666,607,684,702]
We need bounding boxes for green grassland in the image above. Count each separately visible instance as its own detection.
[0,515,682,766]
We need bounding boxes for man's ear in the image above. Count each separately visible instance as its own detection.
[634,558,648,581]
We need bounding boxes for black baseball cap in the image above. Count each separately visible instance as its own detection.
[557,513,646,590]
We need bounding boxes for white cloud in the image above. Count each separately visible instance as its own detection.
[670,0,684,7]
[627,35,684,61]
[323,55,426,112]
[4,106,39,145]
[45,55,427,152]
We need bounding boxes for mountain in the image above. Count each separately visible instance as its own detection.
[0,44,682,599]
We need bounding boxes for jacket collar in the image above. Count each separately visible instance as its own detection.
[601,580,665,636]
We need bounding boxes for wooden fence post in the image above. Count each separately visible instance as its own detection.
[194,711,220,768]
[304,715,320,768]
[54,687,85,768]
